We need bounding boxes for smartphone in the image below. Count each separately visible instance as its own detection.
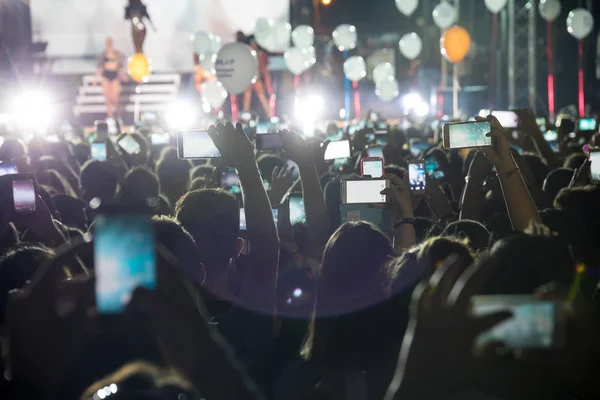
[471,295,565,349]
[408,161,427,192]
[590,149,600,183]
[94,209,156,314]
[341,179,390,204]
[0,163,18,176]
[95,120,109,142]
[221,167,241,194]
[490,110,518,128]
[240,208,279,230]
[11,176,36,214]
[255,133,284,150]
[374,130,388,145]
[536,117,547,132]
[360,157,384,178]
[366,146,384,159]
[578,118,597,132]
[150,132,171,146]
[324,140,351,160]
[118,135,141,155]
[177,130,221,159]
[443,121,492,150]
[289,193,306,224]
[91,142,107,161]
[425,155,444,179]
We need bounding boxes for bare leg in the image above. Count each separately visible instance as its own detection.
[132,22,147,53]
[254,80,271,118]
[101,77,113,117]
[111,80,121,117]
[243,86,252,112]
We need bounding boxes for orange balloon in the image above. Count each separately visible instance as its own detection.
[128,53,150,82]
[440,26,471,64]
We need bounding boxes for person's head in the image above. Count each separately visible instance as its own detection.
[189,177,206,191]
[175,189,242,276]
[53,194,88,231]
[152,216,205,287]
[105,37,113,49]
[119,166,159,205]
[441,220,490,252]
[190,164,215,182]
[80,361,198,400]
[0,138,25,162]
[79,160,118,203]
[543,168,574,205]
[0,243,54,325]
[563,152,587,170]
[257,154,285,184]
[155,151,191,205]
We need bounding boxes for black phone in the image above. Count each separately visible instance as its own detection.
[95,120,109,142]
[255,133,284,150]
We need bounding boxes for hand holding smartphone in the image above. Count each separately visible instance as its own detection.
[177,130,221,159]
[443,121,492,150]
[255,133,284,151]
[408,161,426,193]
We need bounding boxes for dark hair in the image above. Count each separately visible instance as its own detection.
[543,168,574,205]
[563,152,587,170]
[155,150,191,205]
[257,154,285,184]
[52,194,88,231]
[190,165,215,182]
[0,243,54,324]
[79,160,118,203]
[119,166,159,205]
[175,189,239,271]
[441,219,490,252]
[189,177,206,191]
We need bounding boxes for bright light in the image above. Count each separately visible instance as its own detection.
[295,94,324,124]
[414,102,430,117]
[402,92,430,118]
[10,90,54,132]
[339,108,346,119]
[402,93,421,109]
[202,102,211,114]
[165,101,197,129]
[322,0,332,5]
[293,288,303,298]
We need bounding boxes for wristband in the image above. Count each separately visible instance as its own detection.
[497,166,520,179]
[394,218,415,230]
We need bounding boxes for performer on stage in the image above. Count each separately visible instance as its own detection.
[237,33,271,118]
[125,0,156,53]
[95,37,126,118]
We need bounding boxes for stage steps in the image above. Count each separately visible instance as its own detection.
[73,73,181,125]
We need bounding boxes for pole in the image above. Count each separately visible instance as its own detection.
[489,14,498,109]
[527,0,536,110]
[343,50,350,123]
[352,81,360,118]
[452,64,458,118]
[507,0,515,108]
[578,40,585,117]
[546,21,555,121]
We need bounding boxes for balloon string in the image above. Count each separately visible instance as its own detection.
[489,13,498,109]
[578,40,585,118]
[546,21,555,121]
[230,94,238,121]
[352,81,360,119]
[409,60,418,90]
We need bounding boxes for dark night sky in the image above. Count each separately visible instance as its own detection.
[317,0,600,112]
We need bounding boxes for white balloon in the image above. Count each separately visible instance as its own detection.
[303,46,317,68]
[484,0,508,14]
[272,21,292,52]
[255,19,291,52]
[373,63,395,85]
[395,0,419,16]
[201,80,228,109]
[343,56,367,82]
[332,24,357,51]
[285,47,309,75]
[200,53,217,75]
[432,1,457,30]
[399,32,423,60]
[191,32,221,55]
[215,43,258,94]
[376,78,400,102]
[538,0,561,22]
[567,8,594,40]
[292,25,315,49]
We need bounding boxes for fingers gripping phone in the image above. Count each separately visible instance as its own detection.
[408,161,427,193]
[341,179,390,204]
[94,208,156,314]
[360,157,384,178]
[177,130,221,159]
[255,133,284,150]
[443,121,492,150]
[472,295,565,349]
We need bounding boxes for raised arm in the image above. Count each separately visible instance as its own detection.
[381,173,416,252]
[459,150,494,222]
[477,115,542,232]
[514,108,560,170]
[209,123,279,312]
[280,129,331,257]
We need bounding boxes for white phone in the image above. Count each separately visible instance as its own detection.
[324,140,351,160]
[341,179,390,204]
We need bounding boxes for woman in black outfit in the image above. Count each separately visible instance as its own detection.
[125,0,155,53]
[95,37,125,118]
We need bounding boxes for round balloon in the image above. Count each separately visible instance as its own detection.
[254,18,275,51]
[128,53,150,83]
[395,0,419,16]
[538,0,561,22]
[333,24,357,51]
[399,32,423,60]
[440,25,471,63]
[484,0,507,14]
[303,46,317,68]
[201,80,228,109]
[432,1,457,30]
[191,32,221,55]
[285,47,308,75]
[373,63,395,85]
[202,53,217,75]
[567,9,594,40]
[292,25,315,49]
[343,56,367,82]
[376,78,400,102]
[272,21,292,52]
[215,43,258,94]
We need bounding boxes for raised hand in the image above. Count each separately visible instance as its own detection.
[475,115,514,170]
[208,122,256,168]
[380,173,413,219]
[279,129,311,163]
[270,166,295,206]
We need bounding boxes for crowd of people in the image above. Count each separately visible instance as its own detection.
[0,105,599,400]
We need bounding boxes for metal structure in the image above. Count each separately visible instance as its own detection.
[508,0,537,109]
